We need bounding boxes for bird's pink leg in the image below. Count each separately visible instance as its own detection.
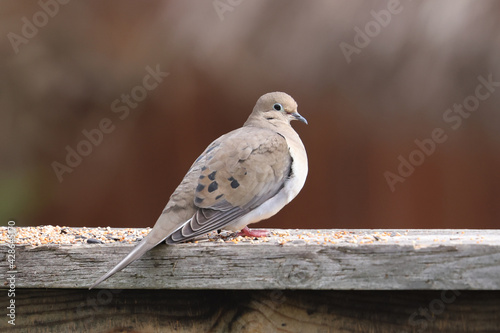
[237,226,270,237]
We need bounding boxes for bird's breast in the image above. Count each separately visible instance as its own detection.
[283,132,308,202]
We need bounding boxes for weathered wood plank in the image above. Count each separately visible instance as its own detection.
[1,289,499,332]
[1,229,499,290]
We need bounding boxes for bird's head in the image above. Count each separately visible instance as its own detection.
[249,92,307,126]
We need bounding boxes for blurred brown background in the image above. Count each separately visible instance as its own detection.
[1,0,499,229]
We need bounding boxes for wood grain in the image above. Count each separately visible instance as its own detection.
[1,229,499,290]
[1,289,499,332]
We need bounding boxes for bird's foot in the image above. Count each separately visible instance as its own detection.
[237,226,270,238]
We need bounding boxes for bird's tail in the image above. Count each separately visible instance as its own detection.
[89,220,174,289]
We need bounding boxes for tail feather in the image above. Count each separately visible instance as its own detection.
[89,220,176,289]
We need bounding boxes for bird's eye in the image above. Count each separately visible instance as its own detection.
[273,103,283,111]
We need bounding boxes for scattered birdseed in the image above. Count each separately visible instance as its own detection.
[0,227,493,248]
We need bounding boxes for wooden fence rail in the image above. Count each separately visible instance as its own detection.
[1,228,499,332]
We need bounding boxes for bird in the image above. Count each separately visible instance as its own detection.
[90,91,308,289]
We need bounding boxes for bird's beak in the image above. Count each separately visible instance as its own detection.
[292,112,308,125]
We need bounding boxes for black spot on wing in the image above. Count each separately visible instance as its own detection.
[208,181,218,193]
[228,177,240,189]
[196,184,205,192]
[215,194,224,200]
[195,196,204,204]
[208,171,217,181]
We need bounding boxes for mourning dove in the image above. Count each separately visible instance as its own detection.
[90,92,308,289]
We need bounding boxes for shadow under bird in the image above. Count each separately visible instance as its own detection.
[90,91,308,289]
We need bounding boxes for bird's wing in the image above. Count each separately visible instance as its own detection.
[166,127,291,243]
